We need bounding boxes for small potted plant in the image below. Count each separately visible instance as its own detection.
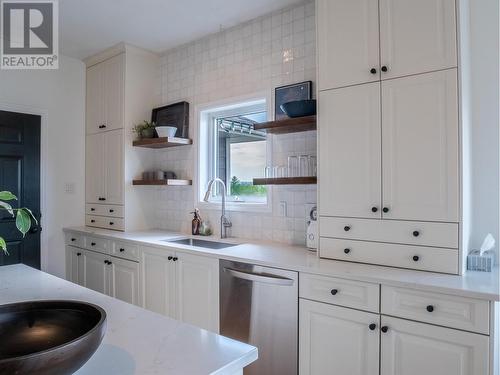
[133,120,156,139]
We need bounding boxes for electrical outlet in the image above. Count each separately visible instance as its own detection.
[64,183,75,194]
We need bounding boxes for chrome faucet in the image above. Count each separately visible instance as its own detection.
[203,178,232,238]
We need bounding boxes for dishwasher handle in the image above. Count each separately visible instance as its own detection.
[224,267,295,286]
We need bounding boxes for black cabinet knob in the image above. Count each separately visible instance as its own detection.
[167,256,173,260]
[91,242,96,246]
[369,323,377,331]
[370,68,377,74]
[76,252,81,256]
[104,260,108,264]
[412,255,420,262]
[109,222,114,226]
[98,124,107,129]
[119,248,125,252]
[382,207,389,213]
[98,197,106,201]
[109,209,114,213]
[371,207,378,213]
[71,238,76,242]
[381,326,389,333]
[330,289,339,295]
[90,208,95,211]
[381,66,388,72]
[108,261,112,265]
[426,305,434,312]
[172,257,178,261]
[412,230,420,237]
[344,248,351,254]
[90,220,95,223]
[344,226,351,232]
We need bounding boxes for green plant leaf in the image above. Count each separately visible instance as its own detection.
[0,201,14,216]
[0,191,17,201]
[0,237,7,254]
[22,207,38,225]
[16,209,31,237]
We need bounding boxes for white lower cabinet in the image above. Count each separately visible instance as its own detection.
[65,245,84,286]
[299,299,380,375]
[83,249,109,295]
[109,256,140,306]
[380,316,489,375]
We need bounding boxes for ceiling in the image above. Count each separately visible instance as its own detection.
[60,0,303,59]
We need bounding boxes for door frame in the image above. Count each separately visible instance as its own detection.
[0,101,49,270]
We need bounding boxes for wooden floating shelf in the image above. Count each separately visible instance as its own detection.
[133,179,192,186]
[132,137,193,149]
[253,115,316,135]
[253,177,317,185]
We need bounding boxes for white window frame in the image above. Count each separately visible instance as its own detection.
[195,92,273,213]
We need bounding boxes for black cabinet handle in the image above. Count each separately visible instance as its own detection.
[382,207,389,213]
[344,226,351,232]
[104,260,108,264]
[381,326,389,333]
[71,238,76,242]
[330,289,339,296]
[412,230,420,237]
[370,68,377,74]
[109,209,114,213]
[167,256,173,260]
[371,207,378,213]
[90,220,95,223]
[76,252,81,256]
[172,257,178,261]
[90,208,95,211]
[412,255,420,262]
[98,197,106,201]
[98,124,107,129]
[381,66,388,72]
[369,323,377,331]
[344,248,351,254]
[91,242,96,246]
[119,248,125,252]
[109,222,114,226]
[108,261,112,265]
[426,305,434,312]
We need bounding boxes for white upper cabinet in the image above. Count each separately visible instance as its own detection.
[86,133,105,204]
[319,82,382,218]
[86,54,124,134]
[379,0,457,80]
[317,0,380,90]
[381,69,459,222]
[380,316,489,375]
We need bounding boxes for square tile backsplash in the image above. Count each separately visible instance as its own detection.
[152,0,317,245]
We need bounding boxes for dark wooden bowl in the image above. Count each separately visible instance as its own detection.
[0,300,107,375]
[280,99,317,118]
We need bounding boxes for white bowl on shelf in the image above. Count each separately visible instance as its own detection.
[156,126,177,138]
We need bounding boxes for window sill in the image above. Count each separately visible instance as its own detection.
[197,200,272,213]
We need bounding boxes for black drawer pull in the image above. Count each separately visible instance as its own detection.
[76,252,81,256]
[90,208,95,211]
[109,222,114,226]
[71,238,76,242]
[344,226,351,232]
[370,68,377,74]
[344,248,351,254]
[90,220,95,223]
[119,248,125,252]
[330,289,339,296]
[167,256,173,260]
[382,207,389,213]
[91,242,96,246]
[172,257,178,261]
[109,209,114,213]
[381,326,389,333]
[426,305,434,312]
[369,323,377,331]
[381,65,388,72]
[371,206,378,213]
[412,255,420,262]
[412,230,420,237]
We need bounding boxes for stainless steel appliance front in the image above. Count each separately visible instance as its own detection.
[220,260,298,375]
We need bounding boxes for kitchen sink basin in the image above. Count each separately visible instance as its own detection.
[164,238,238,249]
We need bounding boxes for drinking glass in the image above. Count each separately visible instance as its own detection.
[308,155,317,176]
[298,155,309,177]
[287,156,298,177]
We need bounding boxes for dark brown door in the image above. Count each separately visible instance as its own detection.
[0,110,41,268]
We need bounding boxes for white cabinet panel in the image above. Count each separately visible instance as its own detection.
[109,257,140,305]
[103,129,124,205]
[317,0,380,90]
[86,63,104,134]
[65,246,84,285]
[103,54,124,131]
[175,252,219,332]
[379,0,457,80]
[319,83,381,219]
[83,250,109,294]
[85,133,105,204]
[300,299,379,375]
[382,69,459,222]
[380,316,489,375]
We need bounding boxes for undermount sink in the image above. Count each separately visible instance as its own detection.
[164,238,238,249]
[0,300,107,375]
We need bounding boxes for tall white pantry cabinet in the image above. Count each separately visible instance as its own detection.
[84,44,159,232]
[317,0,462,275]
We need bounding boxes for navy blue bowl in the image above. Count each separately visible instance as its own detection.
[280,99,317,118]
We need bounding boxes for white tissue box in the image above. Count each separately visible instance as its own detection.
[467,249,495,272]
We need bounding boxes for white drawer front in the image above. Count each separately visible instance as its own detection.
[320,238,459,274]
[86,215,124,231]
[381,286,490,334]
[300,273,379,313]
[111,240,139,261]
[65,232,84,247]
[320,217,458,248]
[84,235,109,254]
[86,203,124,218]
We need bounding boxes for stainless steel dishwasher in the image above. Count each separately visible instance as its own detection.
[220,260,298,375]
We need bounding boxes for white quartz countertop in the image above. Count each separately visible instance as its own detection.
[64,227,500,301]
[0,264,258,375]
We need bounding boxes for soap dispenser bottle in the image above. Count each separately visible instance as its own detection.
[191,208,201,235]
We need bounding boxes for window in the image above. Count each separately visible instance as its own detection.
[199,98,269,207]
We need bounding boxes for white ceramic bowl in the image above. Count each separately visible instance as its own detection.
[156,126,177,138]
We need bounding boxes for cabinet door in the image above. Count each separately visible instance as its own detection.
[103,129,124,205]
[382,70,459,222]
[86,63,104,134]
[380,316,489,375]
[85,133,105,204]
[379,0,457,80]
[317,0,380,90]
[175,251,219,332]
[319,83,381,218]
[65,246,84,285]
[140,246,176,317]
[109,257,139,305]
[299,299,379,375]
[83,250,109,294]
[103,54,124,131]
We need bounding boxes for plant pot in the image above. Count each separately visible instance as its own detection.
[141,128,155,138]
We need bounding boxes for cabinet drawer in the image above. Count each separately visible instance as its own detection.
[86,203,124,218]
[65,232,84,247]
[111,240,139,261]
[300,273,379,313]
[320,217,458,248]
[381,286,489,334]
[84,235,109,254]
[320,238,459,274]
[86,215,124,231]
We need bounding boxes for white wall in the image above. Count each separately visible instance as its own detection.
[0,55,86,277]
